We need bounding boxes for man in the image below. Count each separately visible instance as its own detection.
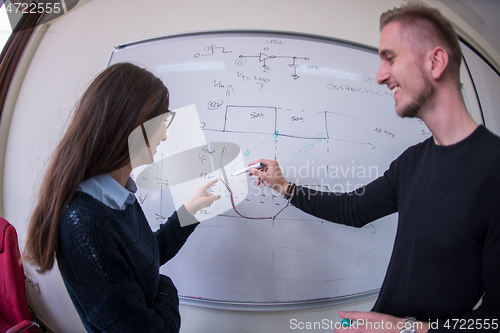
[249,3,500,332]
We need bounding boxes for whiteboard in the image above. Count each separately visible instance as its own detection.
[108,31,431,309]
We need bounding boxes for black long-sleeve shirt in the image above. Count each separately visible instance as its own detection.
[291,125,500,332]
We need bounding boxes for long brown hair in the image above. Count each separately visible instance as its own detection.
[23,62,169,273]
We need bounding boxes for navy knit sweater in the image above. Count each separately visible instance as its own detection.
[291,125,500,331]
[57,192,198,333]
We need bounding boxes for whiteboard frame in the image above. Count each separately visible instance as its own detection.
[108,30,387,310]
[108,29,378,67]
[180,290,379,312]
[460,37,500,131]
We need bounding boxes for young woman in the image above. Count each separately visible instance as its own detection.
[23,63,218,333]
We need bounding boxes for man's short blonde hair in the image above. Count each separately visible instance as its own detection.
[381,3,462,87]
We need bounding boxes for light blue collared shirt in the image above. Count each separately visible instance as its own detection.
[76,174,137,210]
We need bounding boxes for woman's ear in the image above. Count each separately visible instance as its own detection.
[428,46,449,80]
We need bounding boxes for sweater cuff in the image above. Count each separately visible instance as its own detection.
[178,204,199,227]
[290,185,307,205]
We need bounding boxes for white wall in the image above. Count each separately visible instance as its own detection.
[1,0,498,332]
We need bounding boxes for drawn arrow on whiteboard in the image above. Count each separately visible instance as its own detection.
[274,134,376,150]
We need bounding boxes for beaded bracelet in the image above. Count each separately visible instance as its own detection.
[284,182,296,200]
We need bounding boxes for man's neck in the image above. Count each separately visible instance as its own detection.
[419,85,478,146]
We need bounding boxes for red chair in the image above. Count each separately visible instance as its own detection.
[0,217,39,333]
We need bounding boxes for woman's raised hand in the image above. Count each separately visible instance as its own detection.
[185,179,219,215]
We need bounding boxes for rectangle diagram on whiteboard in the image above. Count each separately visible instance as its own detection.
[277,109,327,139]
[224,105,277,134]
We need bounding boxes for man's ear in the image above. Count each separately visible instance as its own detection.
[428,46,448,80]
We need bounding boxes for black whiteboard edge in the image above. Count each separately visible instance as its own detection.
[462,54,486,126]
[459,37,500,78]
[110,29,378,56]
[179,290,379,312]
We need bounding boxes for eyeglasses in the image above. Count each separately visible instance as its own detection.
[164,110,176,129]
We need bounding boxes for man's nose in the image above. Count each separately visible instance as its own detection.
[376,62,390,85]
